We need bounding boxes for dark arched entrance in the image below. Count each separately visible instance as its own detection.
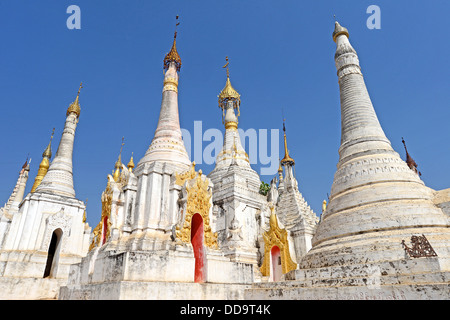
[43,228,63,278]
[191,213,206,283]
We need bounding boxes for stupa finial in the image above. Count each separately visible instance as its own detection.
[281,118,295,166]
[164,15,182,71]
[332,20,349,42]
[66,82,83,117]
[218,56,241,113]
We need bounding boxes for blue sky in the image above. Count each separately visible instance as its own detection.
[0,1,449,227]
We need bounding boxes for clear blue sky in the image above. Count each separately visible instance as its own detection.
[1,1,449,227]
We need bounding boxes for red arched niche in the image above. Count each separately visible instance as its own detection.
[271,245,282,282]
[102,216,108,245]
[191,213,206,283]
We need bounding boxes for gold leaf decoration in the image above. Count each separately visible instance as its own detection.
[175,170,219,249]
[175,162,196,186]
[89,179,113,251]
[260,208,297,276]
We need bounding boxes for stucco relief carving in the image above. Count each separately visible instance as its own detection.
[42,207,72,251]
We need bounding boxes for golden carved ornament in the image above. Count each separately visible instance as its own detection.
[260,207,297,276]
[163,84,178,93]
[175,162,196,186]
[225,121,238,130]
[175,170,219,249]
[164,77,178,87]
[89,179,113,251]
[164,32,182,71]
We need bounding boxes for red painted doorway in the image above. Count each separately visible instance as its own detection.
[271,245,282,282]
[191,213,206,283]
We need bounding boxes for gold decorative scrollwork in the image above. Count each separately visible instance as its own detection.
[175,162,196,186]
[260,208,297,276]
[89,179,113,251]
[175,170,219,249]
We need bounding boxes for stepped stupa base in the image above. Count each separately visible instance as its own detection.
[59,243,255,299]
[0,276,65,300]
[245,256,450,299]
[245,280,450,300]
[60,281,251,300]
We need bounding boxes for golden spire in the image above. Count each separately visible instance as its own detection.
[218,56,241,113]
[280,119,295,166]
[127,152,135,172]
[113,137,125,182]
[66,82,83,118]
[164,15,182,71]
[42,127,55,159]
[31,128,55,193]
[278,158,283,173]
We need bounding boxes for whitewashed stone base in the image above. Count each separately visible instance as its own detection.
[245,257,450,299]
[60,281,251,300]
[0,277,65,300]
[0,250,84,299]
[59,244,255,299]
[245,282,450,300]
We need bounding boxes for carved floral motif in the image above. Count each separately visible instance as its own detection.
[175,169,219,249]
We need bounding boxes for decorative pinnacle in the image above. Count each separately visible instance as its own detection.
[218,56,241,112]
[332,20,349,42]
[127,151,135,172]
[67,82,83,117]
[113,136,125,182]
[223,56,230,78]
[115,136,125,169]
[280,118,295,166]
[164,15,182,71]
[278,158,283,173]
[42,127,55,159]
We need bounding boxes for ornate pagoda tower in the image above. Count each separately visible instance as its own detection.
[246,21,450,300]
[60,24,256,300]
[0,159,31,247]
[208,57,266,265]
[34,85,83,197]
[275,120,319,263]
[137,27,191,172]
[0,85,91,300]
[299,22,450,274]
